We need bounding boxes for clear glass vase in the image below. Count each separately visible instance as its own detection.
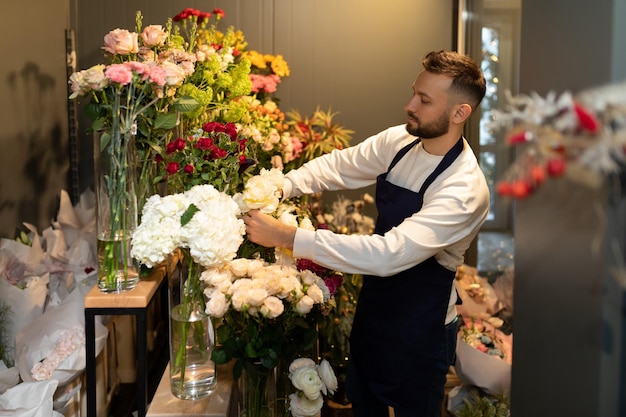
[94,128,139,293]
[240,360,291,417]
[168,249,216,400]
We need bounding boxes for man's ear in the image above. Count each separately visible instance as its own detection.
[451,103,472,124]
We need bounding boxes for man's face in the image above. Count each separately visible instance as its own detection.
[403,71,453,139]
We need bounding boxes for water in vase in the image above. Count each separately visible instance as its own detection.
[96,235,139,293]
[169,304,217,400]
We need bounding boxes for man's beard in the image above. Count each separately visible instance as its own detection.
[405,110,450,139]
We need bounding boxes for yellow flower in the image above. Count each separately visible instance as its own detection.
[246,50,267,69]
[271,54,290,77]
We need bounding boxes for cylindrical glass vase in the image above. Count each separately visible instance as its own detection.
[94,129,139,293]
[168,250,216,400]
[240,360,290,417]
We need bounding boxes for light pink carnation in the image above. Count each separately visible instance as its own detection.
[105,63,133,85]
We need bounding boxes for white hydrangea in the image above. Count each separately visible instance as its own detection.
[131,184,245,269]
[131,193,187,267]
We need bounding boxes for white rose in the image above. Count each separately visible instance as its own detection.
[279,276,303,300]
[295,295,314,314]
[246,288,269,306]
[288,392,323,417]
[289,366,323,400]
[201,269,233,294]
[306,284,324,304]
[83,64,109,91]
[230,280,253,311]
[206,292,229,318]
[299,270,318,286]
[261,271,282,296]
[260,296,284,318]
[317,359,338,395]
[242,176,280,213]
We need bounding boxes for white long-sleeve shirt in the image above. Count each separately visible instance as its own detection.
[283,124,490,322]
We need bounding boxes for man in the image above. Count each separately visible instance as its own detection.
[243,50,490,417]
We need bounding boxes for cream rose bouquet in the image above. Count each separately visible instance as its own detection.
[203,257,334,369]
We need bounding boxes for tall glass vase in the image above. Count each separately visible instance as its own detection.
[94,127,139,293]
[168,249,216,400]
[240,360,290,417]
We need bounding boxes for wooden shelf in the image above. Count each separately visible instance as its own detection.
[147,362,237,417]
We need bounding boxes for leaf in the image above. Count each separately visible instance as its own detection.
[212,349,229,365]
[154,112,178,130]
[173,96,201,114]
[180,204,200,226]
[244,342,258,358]
[99,131,111,151]
[90,117,106,133]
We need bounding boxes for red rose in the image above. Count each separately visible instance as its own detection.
[183,164,194,174]
[166,162,179,174]
[195,137,215,151]
[224,122,238,140]
[211,147,227,159]
[174,137,186,151]
[202,121,222,133]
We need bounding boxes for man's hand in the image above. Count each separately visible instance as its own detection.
[242,210,297,250]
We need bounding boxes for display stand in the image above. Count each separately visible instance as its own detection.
[84,265,168,417]
[147,362,236,417]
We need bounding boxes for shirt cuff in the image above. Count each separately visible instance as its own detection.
[282,177,294,199]
[292,227,316,259]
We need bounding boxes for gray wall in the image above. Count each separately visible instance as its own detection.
[0,0,70,238]
[519,0,626,95]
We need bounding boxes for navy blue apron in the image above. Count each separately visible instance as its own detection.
[348,137,464,413]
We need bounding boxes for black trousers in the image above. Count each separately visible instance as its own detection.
[347,317,459,417]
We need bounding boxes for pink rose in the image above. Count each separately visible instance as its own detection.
[102,29,139,55]
[141,25,167,47]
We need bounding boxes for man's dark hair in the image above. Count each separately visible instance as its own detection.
[422,50,486,111]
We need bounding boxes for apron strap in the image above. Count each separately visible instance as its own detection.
[417,136,464,195]
[387,138,420,172]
